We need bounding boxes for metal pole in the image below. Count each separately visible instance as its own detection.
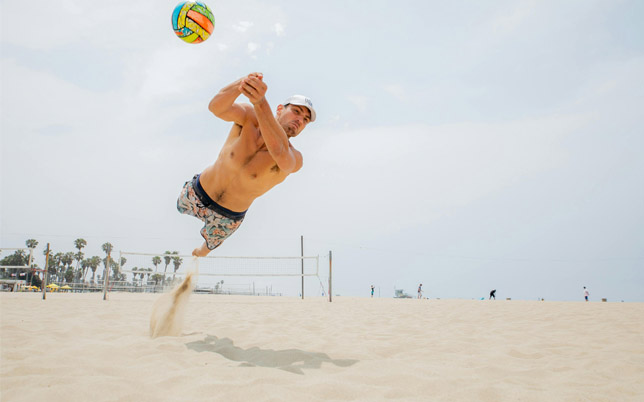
[328,250,332,302]
[27,247,34,286]
[103,249,111,301]
[300,235,304,300]
[42,244,50,300]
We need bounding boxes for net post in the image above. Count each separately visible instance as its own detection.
[300,235,304,300]
[27,247,34,287]
[328,250,332,302]
[103,249,111,301]
[42,244,50,300]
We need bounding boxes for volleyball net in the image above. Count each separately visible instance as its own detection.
[0,248,36,290]
[0,247,34,271]
[114,251,330,299]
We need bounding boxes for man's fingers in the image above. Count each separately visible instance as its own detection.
[242,79,259,93]
[244,77,264,90]
[240,83,261,102]
[241,82,257,96]
[239,84,253,97]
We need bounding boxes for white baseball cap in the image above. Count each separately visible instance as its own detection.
[283,95,316,122]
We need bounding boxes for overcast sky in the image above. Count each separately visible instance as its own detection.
[1,0,643,301]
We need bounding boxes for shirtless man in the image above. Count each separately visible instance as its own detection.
[177,72,316,256]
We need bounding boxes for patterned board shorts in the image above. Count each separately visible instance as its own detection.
[177,174,246,250]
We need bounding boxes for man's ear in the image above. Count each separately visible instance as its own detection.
[276,104,284,116]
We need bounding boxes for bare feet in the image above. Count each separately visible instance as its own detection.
[192,242,210,257]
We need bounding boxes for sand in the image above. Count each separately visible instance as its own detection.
[150,270,197,338]
[1,292,643,402]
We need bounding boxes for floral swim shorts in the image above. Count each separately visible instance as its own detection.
[177,174,246,250]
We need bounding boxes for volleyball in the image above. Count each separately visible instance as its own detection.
[171,2,215,44]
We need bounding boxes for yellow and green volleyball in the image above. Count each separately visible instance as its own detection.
[171,1,215,44]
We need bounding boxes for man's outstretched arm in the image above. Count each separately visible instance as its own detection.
[208,74,258,125]
[239,74,301,173]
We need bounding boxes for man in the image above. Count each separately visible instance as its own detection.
[489,289,496,300]
[177,72,316,257]
[417,283,423,299]
[583,286,589,302]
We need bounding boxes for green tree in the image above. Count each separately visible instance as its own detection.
[151,273,165,285]
[152,256,161,274]
[144,268,153,285]
[110,259,124,283]
[25,239,39,284]
[27,268,42,288]
[62,252,74,282]
[64,267,75,283]
[172,255,183,282]
[73,238,87,282]
[49,252,62,282]
[88,256,102,283]
[101,243,113,284]
[80,259,91,282]
[162,251,177,287]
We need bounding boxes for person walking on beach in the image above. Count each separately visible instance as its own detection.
[177,72,316,257]
[489,289,496,300]
[584,286,590,302]
[371,285,375,298]
[417,283,423,299]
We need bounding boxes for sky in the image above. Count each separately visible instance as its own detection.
[1,0,643,301]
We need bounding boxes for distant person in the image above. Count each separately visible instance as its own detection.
[489,289,496,300]
[584,286,590,302]
[370,285,375,298]
[417,283,423,299]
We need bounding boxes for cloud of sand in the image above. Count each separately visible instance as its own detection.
[149,260,198,338]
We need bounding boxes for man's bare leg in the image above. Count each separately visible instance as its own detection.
[192,242,210,257]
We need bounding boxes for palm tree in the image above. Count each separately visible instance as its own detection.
[64,266,75,283]
[25,239,38,283]
[50,252,62,282]
[111,257,126,283]
[152,256,161,274]
[131,268,138,286]
[73,238,87,282]
[161,251,177,287]
[81,259,91,282]
[89,256,101,284]
[101,243,113,284]
[62,252,74,281]
[151,273,164,286]
[172,255,183,282]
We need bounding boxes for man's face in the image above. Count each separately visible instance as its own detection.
[277,104,311,137]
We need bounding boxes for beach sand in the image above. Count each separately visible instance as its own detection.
[1,292,643,401]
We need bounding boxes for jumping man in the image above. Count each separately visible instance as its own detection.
[177,72,316,256]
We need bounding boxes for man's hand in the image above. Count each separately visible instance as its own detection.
[239,72,266,105]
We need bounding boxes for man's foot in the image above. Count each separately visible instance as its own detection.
[192,242,210,257]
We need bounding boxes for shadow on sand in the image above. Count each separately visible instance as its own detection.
[185,335,358,374]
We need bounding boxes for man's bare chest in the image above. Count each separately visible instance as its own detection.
[221,131,284,179]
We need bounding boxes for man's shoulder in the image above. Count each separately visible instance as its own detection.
[237,103,258,126]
